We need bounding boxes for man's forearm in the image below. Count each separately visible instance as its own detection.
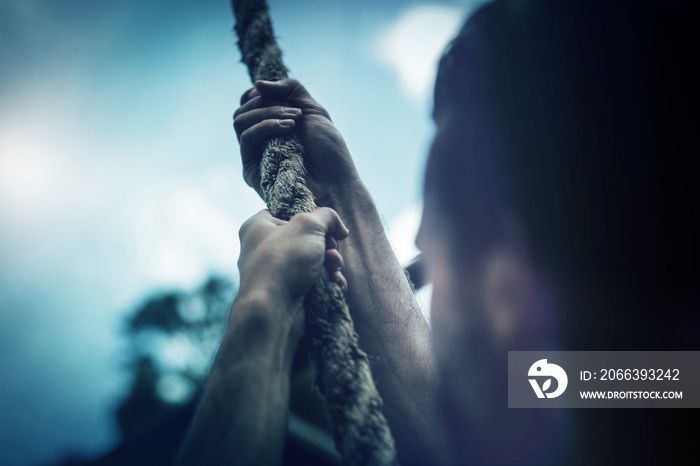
[177,294,299,466]
[324,181,452,465]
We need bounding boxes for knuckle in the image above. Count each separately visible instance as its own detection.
[290,212,319,230]
[238,221,251,240]
[240,87,256,106]
[239,129,249,146]
[239,128,255,147]
[233,114,244,135]
[291,212,313,224]
[317,207,337,222]
[238,210,268,239]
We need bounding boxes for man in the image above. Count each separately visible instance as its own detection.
[179,1,696,464]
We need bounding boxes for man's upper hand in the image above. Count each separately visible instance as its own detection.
[233,79,361,206]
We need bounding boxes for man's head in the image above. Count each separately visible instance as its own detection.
[417,1,697,463]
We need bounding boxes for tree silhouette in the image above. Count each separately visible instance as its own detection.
[46,274,338,466]
[45,276,236,466]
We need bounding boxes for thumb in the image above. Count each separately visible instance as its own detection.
[254,78,298,99]
[311,207,349,241]
[289,208,349,240]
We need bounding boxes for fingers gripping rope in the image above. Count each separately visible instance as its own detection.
[231,0,397,464]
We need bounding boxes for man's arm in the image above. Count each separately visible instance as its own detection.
[177,209,349,465]
[176,293,298,465]
[327,182,451,465]
[234,80,451,464]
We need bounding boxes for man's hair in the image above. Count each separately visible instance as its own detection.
[430,0,697,350]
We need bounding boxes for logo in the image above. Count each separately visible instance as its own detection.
[528,359,568,398]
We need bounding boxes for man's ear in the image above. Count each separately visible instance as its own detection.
[481,218,553,348]
[483,249,534,340]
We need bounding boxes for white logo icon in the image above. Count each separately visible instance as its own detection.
[528,359,568,398]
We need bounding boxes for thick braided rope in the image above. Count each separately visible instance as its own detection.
[232,1,397,464]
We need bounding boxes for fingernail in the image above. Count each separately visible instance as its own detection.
[283,107,300,115]
[278,119,295,127]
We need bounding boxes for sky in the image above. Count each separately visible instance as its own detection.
[0,0,484,464]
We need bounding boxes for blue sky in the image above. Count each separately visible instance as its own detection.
[0,0,482,464]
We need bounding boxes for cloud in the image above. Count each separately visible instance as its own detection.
[0,82,253,464]
[0,102,91,231]
[387,203,432,321]
[375,5,467,104]
[387,203,422,265]
[130,181,245,288]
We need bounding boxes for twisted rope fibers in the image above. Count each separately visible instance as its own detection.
[231,1,397,464]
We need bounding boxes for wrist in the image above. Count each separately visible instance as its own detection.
[236,277,306,324]
[224,289,304,366]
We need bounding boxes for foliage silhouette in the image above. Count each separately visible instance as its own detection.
[45,276,236,466]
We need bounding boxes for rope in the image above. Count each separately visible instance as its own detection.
[231,1,397,465]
